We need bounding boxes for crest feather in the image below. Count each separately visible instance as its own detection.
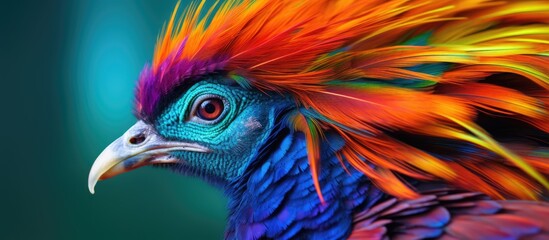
[136,0,549,200]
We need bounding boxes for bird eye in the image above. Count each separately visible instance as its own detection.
[195,97,224,121]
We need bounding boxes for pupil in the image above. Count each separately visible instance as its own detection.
[204,102,216,114]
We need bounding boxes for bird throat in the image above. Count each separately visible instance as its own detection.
[223,130,384,239]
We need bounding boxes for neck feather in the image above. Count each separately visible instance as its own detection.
[224,130,384,239]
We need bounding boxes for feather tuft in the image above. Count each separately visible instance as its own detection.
[136,0,549,200]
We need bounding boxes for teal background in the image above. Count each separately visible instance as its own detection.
[2,1,227,239]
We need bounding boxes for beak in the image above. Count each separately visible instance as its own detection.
[88,120,209,194]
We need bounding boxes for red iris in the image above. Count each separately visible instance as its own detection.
[196,98,224,121]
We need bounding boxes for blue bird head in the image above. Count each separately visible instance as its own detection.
[88,77,291,192]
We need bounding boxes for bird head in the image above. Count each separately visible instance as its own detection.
[88,77,292,192]
[89,0,549,200]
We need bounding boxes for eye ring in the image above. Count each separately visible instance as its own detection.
[190,94,228,123]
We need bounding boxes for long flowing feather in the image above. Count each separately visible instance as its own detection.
[136,0,549,200]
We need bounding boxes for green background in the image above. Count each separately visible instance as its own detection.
[2,0,227,239]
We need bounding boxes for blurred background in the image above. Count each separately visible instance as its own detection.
[1,0,227,239]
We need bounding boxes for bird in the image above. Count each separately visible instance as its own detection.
[88,0,549,239]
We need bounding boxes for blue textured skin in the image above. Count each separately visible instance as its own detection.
[153,79,384,239]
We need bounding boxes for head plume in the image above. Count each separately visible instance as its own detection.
[136,0,549,200]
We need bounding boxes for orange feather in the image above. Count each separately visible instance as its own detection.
[138,0,549,200]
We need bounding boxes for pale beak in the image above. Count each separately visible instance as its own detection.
[88,120,209,194]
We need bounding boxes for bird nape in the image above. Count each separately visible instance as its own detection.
[88,0,549,239]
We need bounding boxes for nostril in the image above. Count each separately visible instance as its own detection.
[129,133,147,145]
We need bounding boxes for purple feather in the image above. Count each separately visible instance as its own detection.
[135,39,229,119]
